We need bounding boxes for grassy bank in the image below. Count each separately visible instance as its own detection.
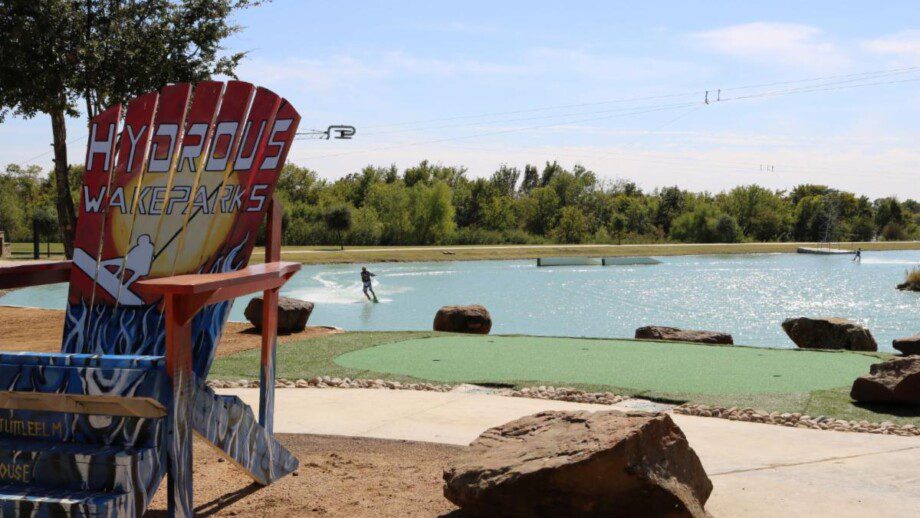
[250,241,920,264]
[209,331,918,427]
[6,242,66,260]
[7,241,919,265]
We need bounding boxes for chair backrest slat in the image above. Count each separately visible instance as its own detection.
[62,81,300,375]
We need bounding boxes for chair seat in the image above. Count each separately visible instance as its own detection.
[0,483,130,517]
[0,352,164,370]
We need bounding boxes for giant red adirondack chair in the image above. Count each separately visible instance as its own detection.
[0,81,301,517]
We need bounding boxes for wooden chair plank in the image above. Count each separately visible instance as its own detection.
[0,391,167,418]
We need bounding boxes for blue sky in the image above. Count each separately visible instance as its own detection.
[2,1,918,197]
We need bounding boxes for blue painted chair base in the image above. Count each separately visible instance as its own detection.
[0,484,130,517]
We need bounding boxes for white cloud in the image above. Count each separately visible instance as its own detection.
[862,30,920,56]
[692,22,849,69]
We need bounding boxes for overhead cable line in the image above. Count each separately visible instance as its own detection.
[361,65,920,131]
[292,72,920,161]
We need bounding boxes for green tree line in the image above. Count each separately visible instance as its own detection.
[275,160,917,246]
[2,160,917,247]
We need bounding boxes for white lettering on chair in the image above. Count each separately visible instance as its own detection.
[149,187,167,215]
[259,119,293,170]
[148,124,179,172]
[167,186,191,214]
[124,125,148,173]
[220,185,245,213]
[86,122,116,171]
[135,186,153,214]
[178,123,209,173]
[247,184,269,212]
[109,187,127,214]
[205,121,239,171]
[234,120,267,170]
[192,186,213,214]
[83,186,107,213]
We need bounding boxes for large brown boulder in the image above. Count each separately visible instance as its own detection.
[244,296,314,334]
[781,317,877,351]
[433,305,491,334]
[893,334,920,356]
[635,326,733,345]
[850,357,920,404]
[443,410,712,517]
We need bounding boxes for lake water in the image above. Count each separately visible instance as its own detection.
[2,251,918,351]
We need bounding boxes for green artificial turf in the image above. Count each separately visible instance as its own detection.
[334,335,882,396]
[209,331,917,425]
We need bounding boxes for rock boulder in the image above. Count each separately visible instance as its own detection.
[893,334,920,356]
[781,317,877,351]
[244,296,314,334]
[635,326,733,345]
[443,410,712,517]
[433,305,491,334]
[850,357,920,405]
[897,281,920,292]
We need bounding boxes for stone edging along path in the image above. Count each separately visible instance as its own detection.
[207,376,920,437]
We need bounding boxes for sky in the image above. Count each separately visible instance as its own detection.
[2,0,918,198]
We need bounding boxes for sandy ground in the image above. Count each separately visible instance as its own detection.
[0,305,458,517]
[0,306,340,355]
[145,435,461,517]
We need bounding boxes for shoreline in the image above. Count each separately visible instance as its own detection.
[249,241,920,265]
[5,241,920,266]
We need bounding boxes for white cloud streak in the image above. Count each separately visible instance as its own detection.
[692,22,850,69]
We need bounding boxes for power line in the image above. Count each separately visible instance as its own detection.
[292,71,920,161]
[17,134,88,166]
[360,65,920,131]
[361,100,704,137]
[292,101,703,160]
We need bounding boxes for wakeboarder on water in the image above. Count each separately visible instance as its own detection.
[360,266,378,302]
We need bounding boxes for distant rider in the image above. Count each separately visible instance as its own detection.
[361,267,377,301]
[853,248,862,263]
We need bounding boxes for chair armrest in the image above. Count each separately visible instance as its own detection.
[135,261,301,305]
[0,260,72,290]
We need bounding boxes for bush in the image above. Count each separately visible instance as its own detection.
[451,227,545,245]
[671,207,742,243]
[881,222,908,241]
[552,206,589,243]
[714,214,742,243]
[346,207,383,246]
[324,205,352,249]
[907,267,920,285]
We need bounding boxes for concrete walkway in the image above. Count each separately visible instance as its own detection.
[222,387,920,517]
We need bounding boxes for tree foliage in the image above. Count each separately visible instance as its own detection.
[0,0,257,256]
[4,161,918,248]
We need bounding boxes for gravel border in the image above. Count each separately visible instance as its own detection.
[207,376,629,405]
[674,403,920,437]
[207,377,918,436]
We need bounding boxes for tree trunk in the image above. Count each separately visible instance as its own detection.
[50,107,77,258]
[32,218,40,260]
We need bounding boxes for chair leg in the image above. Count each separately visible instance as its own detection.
[193,380,299,485]
[165,295,195,518]
[259,286,279,434]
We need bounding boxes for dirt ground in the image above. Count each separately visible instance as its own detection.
[0,306,341,355]
[0,306,461,516]
[145,434,462,517]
